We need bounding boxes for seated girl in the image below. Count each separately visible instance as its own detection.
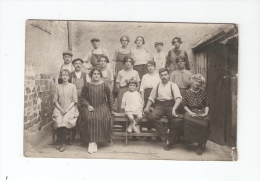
[182,74,211,155]
[121,79,143,133]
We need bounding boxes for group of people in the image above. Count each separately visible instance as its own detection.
[52,35,211,156]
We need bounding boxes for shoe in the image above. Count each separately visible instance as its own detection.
[132,124,140,133]
[196,147,203,155]
[156,137,163,142]
[93,142,97,153]
[145,137,152,142]
[56,144,61,150]
[127,124,133,133]
[59,144,66,152]
[164,144,171,151]
[88,142,94,154]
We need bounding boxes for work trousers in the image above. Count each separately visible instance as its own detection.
[147,100,179,144]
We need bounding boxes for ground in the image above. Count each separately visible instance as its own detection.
[25,135,232,161]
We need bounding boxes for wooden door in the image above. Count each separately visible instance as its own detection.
[207,43,227,145]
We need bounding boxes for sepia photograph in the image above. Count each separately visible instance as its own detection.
[23,20,238,161]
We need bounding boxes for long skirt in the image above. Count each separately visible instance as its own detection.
[134,64,148,80]
[183,114,210,144]
[117,86,129,113]
[79,104,113,143]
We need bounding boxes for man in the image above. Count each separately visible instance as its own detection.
[83,38,111,70]
[144,68,182,151]
[69,58,87,142]
[152,41,167,72]
[58,51,74,84]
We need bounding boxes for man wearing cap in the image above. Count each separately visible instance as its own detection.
[152,42,167,72]
[58,51,74,84]
[69,58,87,142]
[83,38,111,70]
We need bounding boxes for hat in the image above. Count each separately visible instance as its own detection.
[90,38,100,42]
[62,51,73,56]
[154,41,164,47]
[72,58,84,64]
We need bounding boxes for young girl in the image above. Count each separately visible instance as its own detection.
[99,55,114,91]
[116,56,140,113]
[121,79,143,133]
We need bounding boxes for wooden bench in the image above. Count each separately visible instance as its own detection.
[112,113,183,144]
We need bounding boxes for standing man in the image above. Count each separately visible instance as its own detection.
[144,68,182,151]
[69,58,87,142]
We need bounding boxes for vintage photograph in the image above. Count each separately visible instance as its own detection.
[23,20,238,160]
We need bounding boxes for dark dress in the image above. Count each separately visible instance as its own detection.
[79,82,116,143]
[182,89,210,144]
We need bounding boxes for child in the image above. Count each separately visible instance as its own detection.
[99,55,114,91]
[58,51,74,84]
[121,79,143,133]
[152,42,167,72]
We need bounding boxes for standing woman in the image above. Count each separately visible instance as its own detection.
[182,74,210,155]
[166,37,191,74]
[99,55,114,91]
[52,69,79,152]
[131,36,151,80]
[79,67,116,154]
[116,56,140,113]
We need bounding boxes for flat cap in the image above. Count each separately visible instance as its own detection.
[62,51,73,56]
[90,38,100,42]
[154,41,164,46]
[72,58,84,64]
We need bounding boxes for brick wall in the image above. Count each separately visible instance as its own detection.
[24,20,69,152]
[24,63,55,133]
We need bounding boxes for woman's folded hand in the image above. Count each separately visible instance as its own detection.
[88,105,94,112]
[188,111,197,117]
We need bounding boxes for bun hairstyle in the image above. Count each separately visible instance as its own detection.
[134,36,145,45]
[123,56,135,65]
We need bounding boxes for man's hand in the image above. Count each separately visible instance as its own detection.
[172,109,178,117]
[143,107,150,115]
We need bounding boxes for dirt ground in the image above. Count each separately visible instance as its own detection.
[24,135,232,161]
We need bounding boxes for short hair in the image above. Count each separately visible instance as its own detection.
[120,35,130,43]
[175,56,186,63]
[123,56,135,65]
[127,78,138,87]
[99,55,109,63]
[88,67,103,78]
[61,69,70,76]
[191,74,206,86]
[146,60,156,68]
[159,68,169,75]
[171,36,183,45]
[134,36,145,45]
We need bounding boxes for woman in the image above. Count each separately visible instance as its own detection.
[166,37,191,74]
[100,55,114,91]
[131,36,151,79]
[182,74,210,155]
[139,60,162,142]
[79,67,116,154]
[52,69,79,152]
[116,56,140,113]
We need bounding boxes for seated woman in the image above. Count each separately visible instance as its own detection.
[182,74,211,155]
[79,67,116,154]
[52,69,79,152]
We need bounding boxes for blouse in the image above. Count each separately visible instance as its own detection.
[182,89,209,110]
[139,73,161,92]
[152,51,167,71]
[170,70,192,89]
[131,48,151,65]
[121,91,143,112]
[116,69,140,87]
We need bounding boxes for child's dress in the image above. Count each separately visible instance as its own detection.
[121,91,143,115]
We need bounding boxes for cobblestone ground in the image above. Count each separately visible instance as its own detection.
[24,135,232,161]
